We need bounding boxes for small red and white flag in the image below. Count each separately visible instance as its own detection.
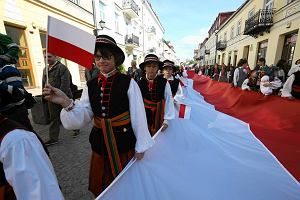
[47,16,95,69]
[176,104,191,119]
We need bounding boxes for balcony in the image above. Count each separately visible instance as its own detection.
[244,9,274,37]
[205,49,210,54]
[148,47,156,53]
[147,26,156,35]
[216,41,227,51]
[125,34,139,48]
[199,56,204,60]
[122,0,139,18]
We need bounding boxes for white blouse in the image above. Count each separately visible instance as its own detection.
[0,130,64,200]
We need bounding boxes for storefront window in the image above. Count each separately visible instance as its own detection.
[5,25,35,87]
[282,32,298,67]
[257,40,268,62]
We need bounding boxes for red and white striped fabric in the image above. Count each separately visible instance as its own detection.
[176,104,191,119]
[47,16,95,69]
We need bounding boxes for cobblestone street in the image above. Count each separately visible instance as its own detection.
[29,110,95,200]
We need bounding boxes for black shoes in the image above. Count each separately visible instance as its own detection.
[44,139,59,146]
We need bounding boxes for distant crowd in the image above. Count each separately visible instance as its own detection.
[194,57,300,100]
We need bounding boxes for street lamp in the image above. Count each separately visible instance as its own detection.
[93,20,106,36]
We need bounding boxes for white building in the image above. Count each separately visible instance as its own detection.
[94,0,170,69]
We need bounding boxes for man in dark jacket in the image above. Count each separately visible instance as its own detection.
[42,53,72,145]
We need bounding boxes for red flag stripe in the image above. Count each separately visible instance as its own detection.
[190,72,300,182]
[179,104,186,118]
[48,35,93,70]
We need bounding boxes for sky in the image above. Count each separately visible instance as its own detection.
[150,0,245,61]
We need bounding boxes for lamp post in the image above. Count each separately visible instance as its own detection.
[93,20,106,36]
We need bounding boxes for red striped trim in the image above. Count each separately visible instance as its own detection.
[179,104,186,118]
[48,35,93,70]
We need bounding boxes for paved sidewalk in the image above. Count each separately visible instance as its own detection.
[29,110,95,200]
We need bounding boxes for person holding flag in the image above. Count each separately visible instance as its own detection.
[42,35,154,196]
[138,54,175,136]
[162,59,182,97]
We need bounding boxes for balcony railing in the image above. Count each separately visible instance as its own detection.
[216,41,227,51]
[244,9,274,37]
[122,0,139,18]
[125,34,139,47]
[148,47,156,53]
[147,26,156,35]
[205,49,210,54]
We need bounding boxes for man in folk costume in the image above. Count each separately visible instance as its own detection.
[138,54,175,136]
[162,59,183,97]
[42,35,154,196]
[0,90,64,199]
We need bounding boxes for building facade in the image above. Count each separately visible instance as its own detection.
[202,12,234,66]
[215,0,300,69]
[1,0,177,90]
[0,0,94,89]
[93,0,178,69]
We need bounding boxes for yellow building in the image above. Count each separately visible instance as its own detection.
[216,0,300,69]
[0,0,94,90]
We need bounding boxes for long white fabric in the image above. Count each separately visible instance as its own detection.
[0,130,64,200]
[96,79,300,200]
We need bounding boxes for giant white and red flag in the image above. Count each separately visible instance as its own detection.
[47,16,95,70]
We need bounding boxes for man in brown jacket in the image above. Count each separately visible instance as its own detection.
[42,53,73,145]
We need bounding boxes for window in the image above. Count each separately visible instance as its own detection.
[99,1,105,21]
[224,32,227,42]
[115,13,120,33]
[69,0,80,4]
[40,31,46,52]
[265,0,274,10]
[237,20,242,35]
[230,26,234,39]
[5,25,35,87]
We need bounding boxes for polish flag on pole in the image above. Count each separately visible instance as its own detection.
[47,16,95,70]
[176,104,191,119]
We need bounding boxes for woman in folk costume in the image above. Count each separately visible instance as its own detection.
[138,54,175,136]
[162,59,183,97]
[42,35,154,196]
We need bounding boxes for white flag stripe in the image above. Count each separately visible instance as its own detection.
[48,16,95,53]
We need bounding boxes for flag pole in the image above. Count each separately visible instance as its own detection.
[46,16,49,85]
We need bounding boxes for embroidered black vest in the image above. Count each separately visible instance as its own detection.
[138,75,167,130]
[291,71,300,99]
[87,72,136,155]
[138,75,167,102]
[168,78,180,96]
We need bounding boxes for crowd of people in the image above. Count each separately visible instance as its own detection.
[196,57,300,99]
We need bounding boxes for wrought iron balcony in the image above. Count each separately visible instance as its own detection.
[148,47,156,53]
[216,41,227,51]
[244,9,274,37]
[125,34,139,48]
[122,0,139,18]
[147,26,156,35]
